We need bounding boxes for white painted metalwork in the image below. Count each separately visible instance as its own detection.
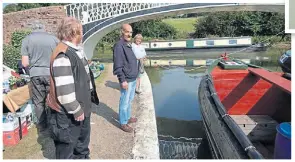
[65,3,174,24]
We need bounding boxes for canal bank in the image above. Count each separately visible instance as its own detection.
[3,63,160,159]
[132,72,159,159]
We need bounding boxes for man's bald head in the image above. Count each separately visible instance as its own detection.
[121,24,132,31]
[121,24,133,42]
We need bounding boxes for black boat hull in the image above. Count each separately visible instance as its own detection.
[198,76,248,159]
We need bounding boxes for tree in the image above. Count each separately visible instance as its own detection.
[95,19,178,56]
[3,4,18,14]
[131,19,177,39]
[193,11,285,38]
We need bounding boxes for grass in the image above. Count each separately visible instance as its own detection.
[162,17,197,34]
[3,126,42,159]
[93,52,113,61]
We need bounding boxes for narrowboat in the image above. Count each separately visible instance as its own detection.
[198,53,291,159]
[142,37,252,51]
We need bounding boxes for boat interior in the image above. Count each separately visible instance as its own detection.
[211,64,291,159]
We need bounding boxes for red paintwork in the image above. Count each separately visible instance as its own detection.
[211,66,291,121]
[248,67,291,94]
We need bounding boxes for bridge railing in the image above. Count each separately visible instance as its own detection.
[65,3,175,24]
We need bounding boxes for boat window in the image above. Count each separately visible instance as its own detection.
[206,40,214,46]
[229,39,237,45]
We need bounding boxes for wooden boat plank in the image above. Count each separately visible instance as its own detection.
[230,115,278,124]
[229,115,278,142]
[248,67,291,94]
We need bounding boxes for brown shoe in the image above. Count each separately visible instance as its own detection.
[121,124,133,133]
[128,117,137,124]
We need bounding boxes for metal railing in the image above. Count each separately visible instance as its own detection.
[65,3,174,24]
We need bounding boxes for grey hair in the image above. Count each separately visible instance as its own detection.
[29,20,45,30]
[134,34,143,42]
[56,17,82,41]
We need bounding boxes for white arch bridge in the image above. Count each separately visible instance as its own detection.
[64,3,284,59]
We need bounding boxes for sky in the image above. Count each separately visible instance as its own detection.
[3,3,12,8]
[2,3,12,9]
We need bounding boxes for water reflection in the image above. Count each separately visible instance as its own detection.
[146,67,204,120]
[148,46,287,61]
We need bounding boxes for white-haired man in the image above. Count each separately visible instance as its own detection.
[21,20,59,132]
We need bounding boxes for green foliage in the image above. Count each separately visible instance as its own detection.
[8,76,18,86]
[252,36,291,44]
[11,30,31,49]
[92,12,289,60]
[95,19,178,58]
[3,30,31,70]
[131,19,177,39]
[100,29,121,44]
[3,44,21,70]
[163,18,198,39]
[3,4,18,14]
[193,11,286,39]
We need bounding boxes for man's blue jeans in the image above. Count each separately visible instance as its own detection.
[119,79,137,125]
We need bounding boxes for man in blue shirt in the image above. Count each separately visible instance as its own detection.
[113,24,139,133]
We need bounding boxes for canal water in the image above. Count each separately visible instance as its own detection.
[146,47,285,159]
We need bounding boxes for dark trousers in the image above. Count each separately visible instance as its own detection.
[50,109,91,159]
[31,76,50,126]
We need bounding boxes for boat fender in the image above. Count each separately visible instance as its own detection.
[221,114,229,118]
[210,92,217,96]
[245,146,256,152]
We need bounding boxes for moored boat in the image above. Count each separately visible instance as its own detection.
[198,54,291,159]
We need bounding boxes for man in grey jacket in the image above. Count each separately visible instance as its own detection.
[21,21,59,131]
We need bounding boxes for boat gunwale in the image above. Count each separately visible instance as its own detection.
[201,58,269,159]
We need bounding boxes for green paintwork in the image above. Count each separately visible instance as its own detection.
[186,40,194,48]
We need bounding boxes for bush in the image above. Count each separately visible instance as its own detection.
[3,45,21,70]
[131,19,177,39]
[11,30,31,48]
[3,30,31,70]
[193,12,285,38]
[252,35,291,44]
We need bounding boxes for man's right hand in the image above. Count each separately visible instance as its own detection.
[75,113,85,121]
[121,81,128,90]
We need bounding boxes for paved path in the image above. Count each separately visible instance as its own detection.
[3,63,138,159]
